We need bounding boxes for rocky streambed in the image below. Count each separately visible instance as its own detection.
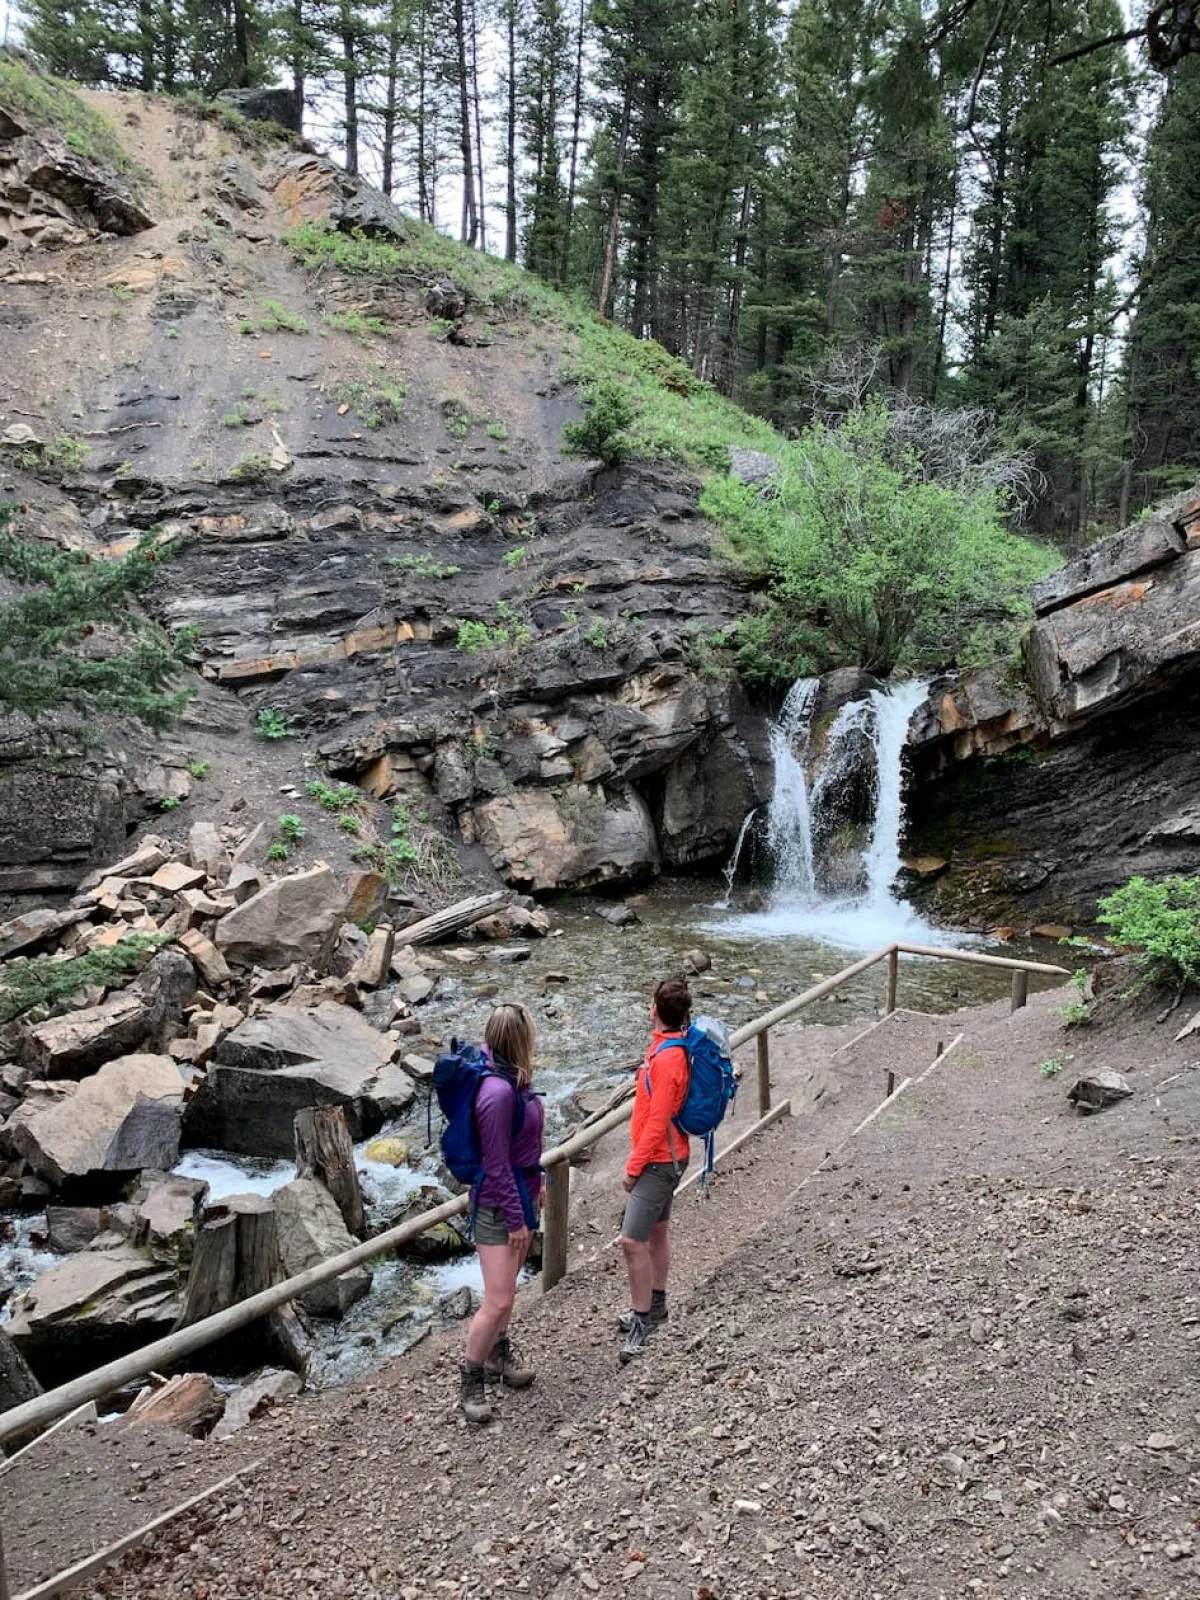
[0,808,1061,1425]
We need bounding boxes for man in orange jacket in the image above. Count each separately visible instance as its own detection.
[618,974,692,1363]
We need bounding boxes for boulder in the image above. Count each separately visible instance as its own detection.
[214,1000,393,1075]
[214,864,346,969]
[178,928,232,987]
[216,85,302,131]
[45,1205,106,1253]
[150,862,207,894]
[212,1369,301,1441]
[0,906,88,960]
[187,820,226,879]
[0,1326,42,1430]
[1024,545,1200,727]
[126,1372,225,1437]
[273,1177,372,1317]
[183,1001,410,1156]
[6,1245,180,1380]
[344,869,389,925]
[1031,516,1185,616]
[19,948,197,1079]
[131,1170,207,1267]
[466,784,659,892]
[8,1054,186,1189]
[345,924,394,989]
[728,447,780,489]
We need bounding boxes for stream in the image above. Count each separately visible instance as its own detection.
[0,674,1077,1391]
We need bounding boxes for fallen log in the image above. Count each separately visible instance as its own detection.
[393,890,507,947]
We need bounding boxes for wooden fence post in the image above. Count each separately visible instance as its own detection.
[885,947,899,1014]
[1011,969,1029,1012]
[0,1517,10,1600]
[541,1161,570,1291]
[756,1032,771,1116]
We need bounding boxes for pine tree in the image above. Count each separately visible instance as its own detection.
[0,505,193,738]
[521,0,569,280]
[1121,54,1200,514]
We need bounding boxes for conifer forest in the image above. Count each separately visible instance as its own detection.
[14,2,1200,547]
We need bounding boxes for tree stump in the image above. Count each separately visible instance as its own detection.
[294,1106,365,1238]
[176,1194,307,1374]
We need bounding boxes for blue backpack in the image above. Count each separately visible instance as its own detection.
[648,1015,738,1186]
[430,1040,536,1234]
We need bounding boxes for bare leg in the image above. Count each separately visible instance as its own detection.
[621,1235,653,1313]
[464,1243,518,1363]
[647,1220,671,1293]
[497,1234,531,1337]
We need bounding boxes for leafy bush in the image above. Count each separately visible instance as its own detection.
[729,609,823,695]
[278,813,304,842]
[256,707,289,739]
[0,935,160,1025]
[562,381,635,466]
[0,504,193,739]
[1097,875,1200,989]
[456,619,508,653]
[760,403,1054,675]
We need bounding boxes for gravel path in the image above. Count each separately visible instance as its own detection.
[5,986,1199,1599]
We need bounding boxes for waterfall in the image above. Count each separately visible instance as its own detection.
[716,806,759,907]
[715,674,939,949]
[863,679,929,906]
[765,677,820,897]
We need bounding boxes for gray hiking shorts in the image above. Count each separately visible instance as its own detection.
[474,1205,512,1246]
[621,1161,686,1243]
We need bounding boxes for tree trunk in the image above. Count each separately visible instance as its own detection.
[177,1195,305,1373]
[294,1107,365,1238]
[504,1,518,260]
[232,0,252,88]
[291,0,306,113]
[416,3,431,224]
[393,890,507,946]
[560,0,587,282]
[454,0,478,245]
[470,0,487,252]
[597,88,632,319]
[340,2,359,177]
[381,2,403,197]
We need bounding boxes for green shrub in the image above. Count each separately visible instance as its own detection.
[562,381,635,466]
[0,934,161,1025]
[256,707,289,740]
[278,813,305,842]
[457,619,507,653]
[1097,875,1200,989]
[227,453,273,482]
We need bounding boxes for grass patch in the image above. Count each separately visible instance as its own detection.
[332,376,404,428]
[389,553,461,579]
[0,54,147,186]
[324,309,390,342]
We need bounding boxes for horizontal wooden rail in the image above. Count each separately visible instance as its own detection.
[894,942,1069,976]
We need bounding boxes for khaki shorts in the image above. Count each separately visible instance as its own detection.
[621,1161,686,1243]
[474,1205,513,1246]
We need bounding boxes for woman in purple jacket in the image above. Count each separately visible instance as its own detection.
[460,1002,545,1424]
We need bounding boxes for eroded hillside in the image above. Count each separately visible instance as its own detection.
[0,68,778,905]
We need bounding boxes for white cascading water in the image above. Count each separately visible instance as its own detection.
[718,676,944,949]
[765,677,821,897]
[715,805,759,908]
[863,679,930,907]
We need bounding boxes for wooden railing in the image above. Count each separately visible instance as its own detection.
[0,939,1068,1599]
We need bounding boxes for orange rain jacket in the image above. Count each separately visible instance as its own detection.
[626,1029,691,1179]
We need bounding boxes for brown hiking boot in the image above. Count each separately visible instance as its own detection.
[459,1359,494,1423]
[484,1333,535,1389]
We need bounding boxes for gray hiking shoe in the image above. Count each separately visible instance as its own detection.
[619,1312,651,1364]
[459,1359,494,1424]
[484,1333,535,1389]
[617,1304,667,1334]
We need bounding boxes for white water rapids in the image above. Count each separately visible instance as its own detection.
[717,677,951,950]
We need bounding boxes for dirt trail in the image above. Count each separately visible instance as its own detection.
[5,985,1200,1599]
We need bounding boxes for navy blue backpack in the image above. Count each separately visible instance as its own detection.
[648,1015,738,1188]
[430,1040,536,1235]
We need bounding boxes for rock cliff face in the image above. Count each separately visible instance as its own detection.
[907,485,1200,926]
[0,81,768,905]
